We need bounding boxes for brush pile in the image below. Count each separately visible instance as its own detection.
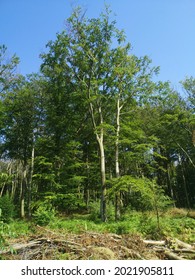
[1,226,195,260]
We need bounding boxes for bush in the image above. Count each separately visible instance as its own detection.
[33,203,56,226]
[0,222,9,253]
[88,201,115,222]
[0,195,15,223]
[45,193,86,214]
[88,201,101,222]
[137,213,163,239]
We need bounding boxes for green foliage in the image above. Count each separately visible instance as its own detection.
[47,208,195,242]
[0,219,33,254]
[8,220,33,237]
[88,200,115,222]
[109,176,172,211]
[0,195,15,223]
[0,221,10,252]
[0,44,20,94]
[88,201,101,222]
[54,193,86,213]
[0,173,12,188]
[32,203,56,226]
[36,192,86,213]
[0,9,195,224]
[0,208,194,248]
[136,213,162,239]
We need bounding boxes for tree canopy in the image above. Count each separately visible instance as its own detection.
[0,7,194,222]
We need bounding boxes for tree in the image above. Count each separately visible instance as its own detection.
[0,76,40,218]
[0,45,20,95]
[40,7,162,221]
[41,7,117,221]
[110,50,158,220]
[138,81,195,208]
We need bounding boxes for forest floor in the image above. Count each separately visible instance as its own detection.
[1,209,195,260]
[1,228,195,260]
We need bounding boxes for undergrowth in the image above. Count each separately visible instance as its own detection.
[1,208,195,248]
[46,209,195,242]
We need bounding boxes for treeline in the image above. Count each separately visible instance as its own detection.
[0,8,194,222]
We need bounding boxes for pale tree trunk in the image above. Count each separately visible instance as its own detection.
[18,162,24,218]
[27,144,35,219]
[115,97,122,221]
[20,168,26,218]
[89,100,107,222]
[20,162,28,219]
[115,99,120,179]
[84,152,90,210]
[0,184,5,197]
[98,135,107,222]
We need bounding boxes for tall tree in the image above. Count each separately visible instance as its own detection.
[0,45,20,95]
[40,7,161,221]
[0,76,40,217]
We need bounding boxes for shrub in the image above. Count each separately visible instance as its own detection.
[43,193,86,214]
[88,201,101,222]
[88,201,115,222]
[32,203,56,226]
[0,221,7,249]
[0,195,15,223]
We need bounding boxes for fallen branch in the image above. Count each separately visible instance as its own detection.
[52,238,82,247]
[120,245,145,260]
[31,237,82,248]
[174,238,194,250]
[173,249,195,254]
[164,250,185,260]
[0,240,41,254]
[143,240,166,246]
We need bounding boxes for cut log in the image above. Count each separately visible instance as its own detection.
[143,240,166,246]
[154,247,195,254]
[173,249,195,254]
[174,238,193,250]
[109,233,122,240]
[164,250,184,260]
[0,240,41,254]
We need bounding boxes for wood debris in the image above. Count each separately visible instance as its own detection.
[0,229,194,260]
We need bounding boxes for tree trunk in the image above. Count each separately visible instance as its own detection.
[0,184,5,197]
[167,163,176,206]
[179,155,190,209]
[84,153,90,210]
[98,136,107,222]
[88,98,107,222]
[27,144,35,219]
[20,162,27,219]
[115,98,121,221]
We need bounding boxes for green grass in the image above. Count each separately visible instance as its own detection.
[1,208,195,244]
[1,219,35,239]
[47,209,195,242]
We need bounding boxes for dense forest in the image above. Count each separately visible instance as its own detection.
[0,7,194,228]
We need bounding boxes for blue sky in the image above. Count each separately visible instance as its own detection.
[1,0,195,91]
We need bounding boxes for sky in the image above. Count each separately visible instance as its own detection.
[1,0,195,91]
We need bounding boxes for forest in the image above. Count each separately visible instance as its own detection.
[0,7,195,260]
